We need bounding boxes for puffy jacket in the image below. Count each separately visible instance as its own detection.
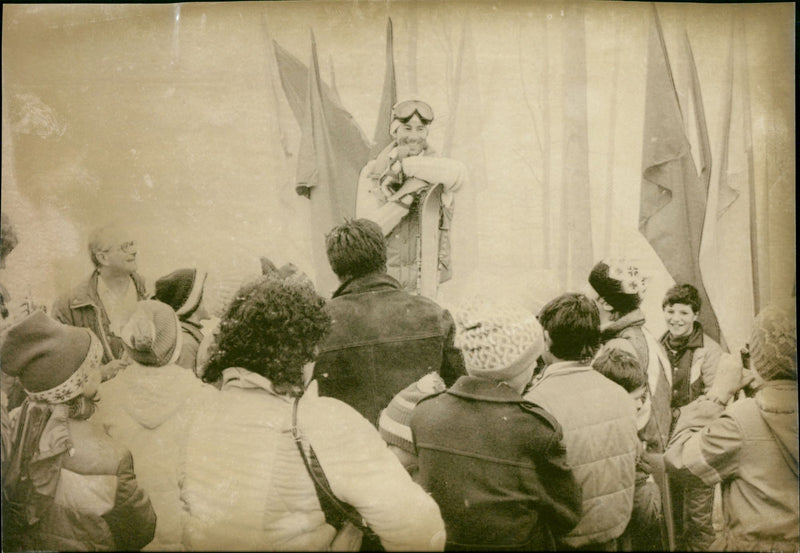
[315,272,465,426]
[411,375,582,551]
[52,271,148,363]
[96,363,215,550]
[660,322,721,411]
[4,410,156,551]
[524,361,639,548]
[665,381,799,552]
[179,368,446,551]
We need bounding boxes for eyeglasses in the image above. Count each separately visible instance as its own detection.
[392,100,434,124]
[103,240,136,254]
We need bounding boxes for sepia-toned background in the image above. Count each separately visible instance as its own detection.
[1,1,794,349]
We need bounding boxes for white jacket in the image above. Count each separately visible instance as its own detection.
[96,363,214,551]
[179,367,446,551]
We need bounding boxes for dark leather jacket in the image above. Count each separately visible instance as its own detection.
[411,376,582,551]
[314,272,465,425]
[52,271,148,363]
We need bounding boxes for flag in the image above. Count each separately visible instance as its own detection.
[294,32,358,296]
[639,7,720,342]
[700,18,756,350]
[558,2,593,292]
[273,39,370,197]
[370,18,397,158]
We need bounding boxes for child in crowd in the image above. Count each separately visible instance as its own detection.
[95,300,215,550]
[1,312,155,551]
[593,346,663,548]
[153,268,209,373]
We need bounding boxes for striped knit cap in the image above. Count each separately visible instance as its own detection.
[379,372,446,453]
[750,299,796,382]
[453,298,545,382]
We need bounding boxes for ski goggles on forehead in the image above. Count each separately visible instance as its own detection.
[392,100,434,123]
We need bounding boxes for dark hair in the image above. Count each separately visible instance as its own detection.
[202,276,330,394]
[588,261,642,315]
[1,212,19,262]
[662,283,701,313]
[592,347,645,393]
[67,394,98,420]
[538,293,600,363]
[325,219,387,280]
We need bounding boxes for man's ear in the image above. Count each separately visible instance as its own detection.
[543,330,552,350]
[95,250,109,267]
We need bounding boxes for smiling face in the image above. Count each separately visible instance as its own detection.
[663,302,698,338]
[393,114,430,156]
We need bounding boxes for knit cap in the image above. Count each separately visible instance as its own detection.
[154,268,207,317]
[379,372,446,453]
[1,311,99,402]
[453,298,545,382]
[121,300,181,367]
[749,299,796,382]
[588,259,648,311]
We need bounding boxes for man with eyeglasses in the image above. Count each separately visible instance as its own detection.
[52,224,148,381]
[356,99,468,298]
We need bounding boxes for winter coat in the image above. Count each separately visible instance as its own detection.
[665,381,799,552]
[356,149,467,295]
[4,410,156,551]
[524,361,639,548]
[175,320,204,372]
[411,375,582,551]
[315,272,465,426]
[95,362,215,551]
[660,322,721,411]
[179,368,446,551]
[52,271,148,363]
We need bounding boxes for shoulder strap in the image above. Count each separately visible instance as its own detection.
[291,397,368,532]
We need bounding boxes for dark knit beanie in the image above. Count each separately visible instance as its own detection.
[588,260,647,314]
[154,268,207,318]
[1,311,92,395]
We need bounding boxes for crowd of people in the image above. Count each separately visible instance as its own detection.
[0,205,797,552]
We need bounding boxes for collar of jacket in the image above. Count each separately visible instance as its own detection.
[660,321,704,352]
[601,308,646,341]
[181,319,205,342]
[331,271,402,299]
[756,380,798,414]
[446,375,525,403]
[534,360,591,385]
[69,271,146,309]
[221,366,292,403]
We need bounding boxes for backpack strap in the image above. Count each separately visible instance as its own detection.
[291,397,369,532]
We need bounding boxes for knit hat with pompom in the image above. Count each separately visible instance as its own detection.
[121,300,182,367]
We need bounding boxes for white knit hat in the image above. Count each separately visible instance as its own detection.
[453,298,545,382]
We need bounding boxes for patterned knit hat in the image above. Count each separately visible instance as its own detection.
[0,311,100,402]
[750,299,796,382]
[154,268,207,318]
[379,372,446,453]
[589,259,648,313]
[121,300,182,367]
[453,298,545,382]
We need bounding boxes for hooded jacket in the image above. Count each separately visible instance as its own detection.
[665,380,799,552]
[95,363,214,551]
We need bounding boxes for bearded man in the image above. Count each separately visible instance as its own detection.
[355,100,467,298]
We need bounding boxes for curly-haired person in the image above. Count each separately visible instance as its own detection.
[179,275,446,551]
